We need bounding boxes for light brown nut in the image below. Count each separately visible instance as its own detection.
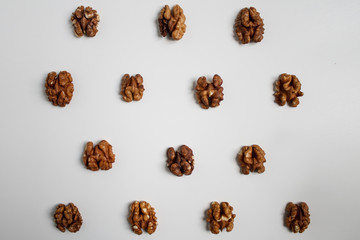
[234,7,264,44]
[285,202,310,233]
[53,203,83,233]
[206,201,236,234]
[195,74,224,109]
[166,145,195,176]
[120,74,145,102]
[82,140,115,171]
[45,71,74,107]
[158,4,186,40]
[71,6,100,37]
[128,201,158,235]
[274,73,304,107]
[237,144,266,174]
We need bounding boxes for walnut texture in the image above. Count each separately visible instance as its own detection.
[166,145,195,176]
[45,71,74,107]
[234,7,264,44]
[71,6,100,37]
[195,74,224,109]
[206,201,236,234]
[120,74,145,102]
[237,145,266,175]
[158,5,186,40]
[54,203,83,233]
[83,140,115,171]
[285,202,310,233]
[274,73,304,107]
[128,201,158,235]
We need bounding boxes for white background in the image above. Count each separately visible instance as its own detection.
[0,0,359,239]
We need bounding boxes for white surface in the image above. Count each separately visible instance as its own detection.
[0,0,359,239]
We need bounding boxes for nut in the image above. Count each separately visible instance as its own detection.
[71,6,100,37]
[45,71,74,107]
[166,145,195,176]
[82,140,115,171]
[285,202,310,233]
[158,5,186,40]
[206,201,236,234]
[274,73,304,107]
[237,145,266,175]
[195,74,224,109]
[53,203,83,233]
[234,7,264,44]
[120,74,145,102]
[128,201,158,235]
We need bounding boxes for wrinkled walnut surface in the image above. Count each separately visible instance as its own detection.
[285,202,310,233]
[83,140,115,171]
[275,73,304,107]
[54,203,83,233]
[167,145,194,176]
[237,145,266,175]
[234,7,264,44]
[158,5,186,40]
[128,201,158,235]
[71,6,100,37]
[120,74,145,102]
[206,201,236,234]
[45,71,74,107]
[195,74,224,109]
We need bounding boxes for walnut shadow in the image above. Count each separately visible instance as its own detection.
[203,206,210,231]
[41,72,49,102]
[49,204,58,230]
[235,147,242,173]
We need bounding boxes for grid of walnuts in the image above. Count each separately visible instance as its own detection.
[48,4,310,236]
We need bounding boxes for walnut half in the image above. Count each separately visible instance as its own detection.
[166,145,195,176]
[82,140,115,171]
[53,203,83,233]
[71,6,100,37]
[45,71,74,107]
[120,74,145,102]
[234,7,264,44]
[237,144,266,175]
[274,73,304,107]
[195,74,224,109]
[285,202,310,233]
[206,201,236,234]
[128,201,158,235]
[158,5,186,40]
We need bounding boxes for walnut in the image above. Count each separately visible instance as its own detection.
[71,6,100,37]
[53,203,83,233]
[128,201,158,235]
[234,7,264,44]
[120,74,145,102]
[82,140,115,171]
[274,73,304,107]
[237,145,266,175]
[158,5,186,40]
[45,71,74,107]
[206,201,236,234]
[195,74,224,109]
[285,202,310,233]
[166,145,195,176]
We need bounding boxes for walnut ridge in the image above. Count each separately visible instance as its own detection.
[206,202,236,234]
[83,140,115,171]
[45,71,74,107]
[53,203,83,233]
[234,7,264,44]
[285,202,310,233]
[120,74,145,102]
[128,201,158,235]
[158,5,186,40]
[274,73,304,107]
[71,6,100,37]
[166,145,195,176]
[237,145,266,175]
[195,74,224,109]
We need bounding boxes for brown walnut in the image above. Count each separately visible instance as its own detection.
[71,6,100,37]
[234,7,264,44]
[237,145,266,175]
[158,5,186,40]
[274,73,304,107]
[120,74,145,102]
[206,201,236,234]
[166,145,195,176]
[83,140,115,171]
[195,74,224,109]
[53,203,83,233]
[128,201,158,235]
[45,71,74,107]
[285,202,310,233]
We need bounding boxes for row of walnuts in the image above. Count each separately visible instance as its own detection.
[54,201,310,234]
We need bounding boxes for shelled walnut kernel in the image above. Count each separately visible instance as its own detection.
[285,202,310,233]
[120,74,145,102]
[158,5,186,40]
[206,201,236,234]
[237,145,266,175]
[166,145,195,176]
[195,74,224,109]
[128,201,158,235]
[83,140,115,171]
[234,7,264,44]
[71,6,100,37]
[274,73,304,107]
[45,71,74,107]
[53,203,83,233]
